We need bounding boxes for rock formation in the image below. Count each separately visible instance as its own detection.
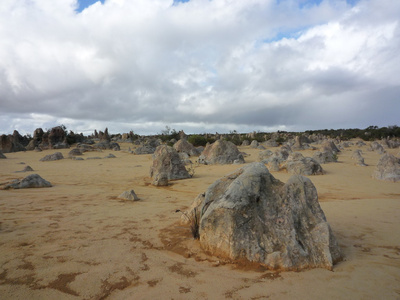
[198,140,245,165]
[285,153,324,175]
[118,190,139,201]
[40,152,64,161]
[173,139,200,156]
[3,174,52,189]
[0,150,6,159]
[150,145,190,180]
[351,150,367,166]
[184,163,342,271]
[373,154,400,182]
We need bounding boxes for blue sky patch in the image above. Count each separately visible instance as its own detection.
[76,0,105,13]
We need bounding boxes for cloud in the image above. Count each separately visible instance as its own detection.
[0,0,399,135]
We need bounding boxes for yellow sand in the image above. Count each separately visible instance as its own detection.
[0,142,399,299]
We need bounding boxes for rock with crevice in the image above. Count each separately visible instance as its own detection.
[185,162,342,271]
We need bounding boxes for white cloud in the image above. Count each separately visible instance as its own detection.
[0,0,399,136]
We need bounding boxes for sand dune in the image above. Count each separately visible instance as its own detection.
[0,142,399,299]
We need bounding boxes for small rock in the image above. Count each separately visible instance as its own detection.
[118,190,139,201]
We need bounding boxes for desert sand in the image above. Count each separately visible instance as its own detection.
[0,142,399,299]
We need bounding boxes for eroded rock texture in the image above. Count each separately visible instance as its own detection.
[186,162,342,271]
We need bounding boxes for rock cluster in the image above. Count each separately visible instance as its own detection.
[40,152,64,161]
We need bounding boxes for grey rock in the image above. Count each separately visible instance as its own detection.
[105,153,116,158]
[185,163,342,271]
[286,153,324,175]
[150,145,190,180]
[373,153,400,182]
[40,152,64,161]
[3,174,52,189]
[118,189,139,201]
[198,140,245,165]
[173,139,200,156]
[134,146,156,155]
[0,150,6,159]
[152,172,169,186]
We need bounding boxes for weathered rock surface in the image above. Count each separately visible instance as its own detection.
[373,154,400,182]
[351,150,367,166]
[16,165,34,172]
[0,150,6,159]
[173,139,200,156]
[68,148,83,157]
[152,172,169,186]
[286,153,324,175]
[370,142,386,154]
[3,174,52,189]
[185,163,342,271]
[150,145,190,180]
[118,190,139,201]
[198,140,245,165]
[40,152,64,161]
[134,146,156,155]
[312,150,338,164]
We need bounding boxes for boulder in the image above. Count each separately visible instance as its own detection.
[185,163,342,271]
[3,174,52,189]
[370,142,385,154]
[0,134,25,153]
[286,153,324,175]
[118,190,139,201]
[48,126,67,148]
[351,150,367,166]
[16,165,34,172]
[173,139,200,156]
[312,150,337,164]
[150,145,190,180]
[250,140,259,148]
[68,148,83,157]
[321,140,340,154]
[198,140,245,165]
[134,146,156,155]
[373,154,400,182]
[40,152,64,161]
[241,140,250,146]
[105,153,116,158]
[0,150,6,159]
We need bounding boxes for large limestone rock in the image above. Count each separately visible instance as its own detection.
[3,174,52,189]
[198,140,245,165]
[185,163,342,271]
[285,153,324,175]
[150,145,190,180]
[0,133,25,153]
[373,154,400,182]
[173,139,200,156]
[351,150,367,166]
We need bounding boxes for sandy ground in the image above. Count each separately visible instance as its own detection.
[0,141,399,299]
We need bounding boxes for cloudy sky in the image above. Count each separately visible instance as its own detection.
[1,0,399,136]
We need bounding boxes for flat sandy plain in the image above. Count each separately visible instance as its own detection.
[0,142,399,299]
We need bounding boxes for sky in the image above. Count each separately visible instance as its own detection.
[0,0,399,136]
